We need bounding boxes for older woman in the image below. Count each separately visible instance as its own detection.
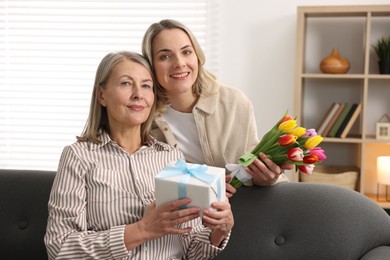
[44,51,233,259]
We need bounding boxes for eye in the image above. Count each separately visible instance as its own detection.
[183,50,192,56]
[121,81,131,86]
[142,83,152,89]
[158,54,170,60]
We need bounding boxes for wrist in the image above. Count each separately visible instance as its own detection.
[210,228,229,247]
[124,221,149,250]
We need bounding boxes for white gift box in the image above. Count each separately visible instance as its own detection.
[155,159,226,211]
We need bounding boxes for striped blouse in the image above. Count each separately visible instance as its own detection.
[44,132,228,259]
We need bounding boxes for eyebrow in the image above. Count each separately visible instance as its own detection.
[142,78,153,83]
[121,75,152,83]
[156,44,192,54]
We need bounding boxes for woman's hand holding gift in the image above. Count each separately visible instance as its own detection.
[202,198,234,247]
[225,175,236,198]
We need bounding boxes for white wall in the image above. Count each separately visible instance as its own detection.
[214,0,390,136]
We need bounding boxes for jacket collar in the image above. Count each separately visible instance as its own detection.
[194,90,218,115]
[89,131,173,152]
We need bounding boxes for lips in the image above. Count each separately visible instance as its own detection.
[127,105,144,111]
[170,72,189,78]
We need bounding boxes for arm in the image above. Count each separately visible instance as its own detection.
[44,146,129,260]
[178,199,233,259]
[245,104,291,186]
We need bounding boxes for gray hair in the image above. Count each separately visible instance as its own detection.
[78,51,156,144]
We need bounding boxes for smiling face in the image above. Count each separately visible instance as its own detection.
[152,28,199,98]
[98,59,154,132]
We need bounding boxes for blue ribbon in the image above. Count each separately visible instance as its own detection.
[156,159,222,208]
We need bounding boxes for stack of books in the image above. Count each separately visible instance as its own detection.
[316,102,362,138]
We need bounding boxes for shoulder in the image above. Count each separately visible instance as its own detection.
[217,85,253,109]
[59,141,90,160]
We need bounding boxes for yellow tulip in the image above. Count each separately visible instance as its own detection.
[290,127,306,137]
[304,135,323,149]
[278,119,297,133]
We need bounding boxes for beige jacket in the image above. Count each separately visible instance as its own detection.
[151,84,288,185]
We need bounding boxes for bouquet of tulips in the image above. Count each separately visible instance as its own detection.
[229,112,327,189]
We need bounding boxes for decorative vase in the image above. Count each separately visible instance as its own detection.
[320,48,350,74]
[378,60,390,74]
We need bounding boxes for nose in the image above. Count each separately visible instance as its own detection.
[173,55,186,68]
[131,85,144,100]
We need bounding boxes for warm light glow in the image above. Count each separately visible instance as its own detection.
[377,156,390,185]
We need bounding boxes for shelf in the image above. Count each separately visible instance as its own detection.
[302,73,390,79]
[295,5,390,207]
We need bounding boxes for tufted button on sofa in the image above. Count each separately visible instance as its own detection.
[214,182,390,260]
[0,169,55,260]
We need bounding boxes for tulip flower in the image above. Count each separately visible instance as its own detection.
[290,127,306,137]
[308,147,327,162]
[278,118,297,133]
[280,115,294,124]
[304,128,317,137]
[303,154,319,164]
[278,134,298,146]
[304,135,323,149]
[298,164,315,175]
[287,147,304,162]
[231,111,327,189]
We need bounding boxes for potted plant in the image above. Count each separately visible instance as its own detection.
[373,36,390,74]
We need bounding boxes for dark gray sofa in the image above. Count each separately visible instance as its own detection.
[1,169,390,260]
[215,183,390,260]
[0,169,55,260]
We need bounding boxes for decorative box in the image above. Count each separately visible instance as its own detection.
[155,159,226,211]
[376,114,390,140]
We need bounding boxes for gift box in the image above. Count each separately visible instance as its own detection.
[155,159,226,211]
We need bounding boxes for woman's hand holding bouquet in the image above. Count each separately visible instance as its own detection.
[229,112,327,189]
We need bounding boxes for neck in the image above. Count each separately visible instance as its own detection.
[169,92,198,113]
[109,127,142,153]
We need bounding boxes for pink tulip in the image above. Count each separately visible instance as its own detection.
[308,147,327,162]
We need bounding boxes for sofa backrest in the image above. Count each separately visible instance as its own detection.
[0,169,56,260]
[215,182,390,260]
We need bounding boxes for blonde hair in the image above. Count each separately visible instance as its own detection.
[142,19,218,106]
[77,51,156,144]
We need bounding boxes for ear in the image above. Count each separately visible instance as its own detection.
[97,87,107,107]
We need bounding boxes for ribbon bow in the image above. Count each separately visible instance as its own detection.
[156,159,222,208]
[238,152,257,167]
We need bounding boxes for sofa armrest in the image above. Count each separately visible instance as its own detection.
[361,246,390,260]
[214,182,390,260]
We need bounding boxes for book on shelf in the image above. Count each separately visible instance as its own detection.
[322,103,345,137]
[339,103,362,138]
[335,103,359,137]
[327,103,354,137]
[316,102,339,135]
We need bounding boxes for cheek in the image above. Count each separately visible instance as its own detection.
[154,63,167,80]
[145,92,155,107]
